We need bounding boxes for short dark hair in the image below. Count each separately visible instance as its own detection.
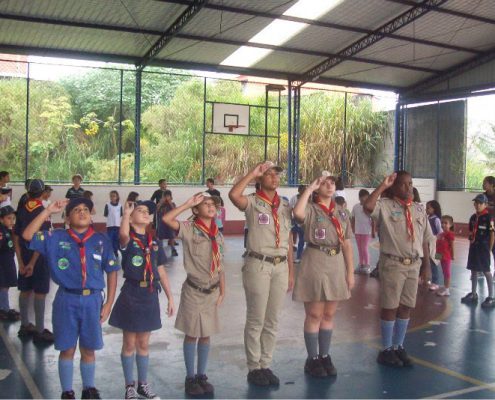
[426,200,442,218]
[163,190,172,197]
[206,178,215,184]
[83,190,93,199]
[484,176,495,186]
[158,179,166,185]
[335,196,346,206]
[44,185,53,192]
[72,174,83,181]
[127,191,139,202]
[358,189,370,198]
[0,171,9,179]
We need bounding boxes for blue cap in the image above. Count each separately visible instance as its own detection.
[65,197,94,215]
[134,200,156,215]
[0,205,15,217]
[27,179,45,194]
[473,194,488,204]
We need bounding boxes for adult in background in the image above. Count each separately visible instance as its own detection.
[229,161,294,387]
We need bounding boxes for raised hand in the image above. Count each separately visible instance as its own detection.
[251,161,272,178]
[186,193,205,208]
[308,176,325,192]
[123,201,135,216]
[381,173,397,189]
[47,199,69,214]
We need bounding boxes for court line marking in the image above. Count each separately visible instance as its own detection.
[0,324,43,399]
[425,381,495,399]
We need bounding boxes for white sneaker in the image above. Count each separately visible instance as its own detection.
[294,259,301,264]
[436,287,450,296]
[429,283,439,291]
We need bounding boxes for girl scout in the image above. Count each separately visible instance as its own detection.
[22,197,119,400]
[162,193,225,396]
[109,200,174,399]
[364,171,433,369]
[292,173,354,378]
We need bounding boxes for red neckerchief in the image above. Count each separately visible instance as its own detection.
[255,190,281,247]
[194,218,221,277]
[67,227,95,288]
[129,230,154,289]
[394,197,415,241]
[472,209,489,244]
[314,196,344,244]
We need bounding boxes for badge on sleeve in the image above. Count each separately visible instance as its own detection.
[315,228,326,240]
[258,213,270,225]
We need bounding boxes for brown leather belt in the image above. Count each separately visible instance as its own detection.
[246,251,287,265]
[186,278,219,294]
[307,243,340,256]
[382,253,420,265]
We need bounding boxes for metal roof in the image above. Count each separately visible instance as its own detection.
[0,0,494,98]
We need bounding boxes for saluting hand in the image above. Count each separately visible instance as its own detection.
[47,199,69,214]
[308,176,325,192]
[185,193,204,208]
[381,173,397,189]
[251,162,271,178]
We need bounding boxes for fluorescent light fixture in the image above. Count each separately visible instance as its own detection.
[220,0,344,68]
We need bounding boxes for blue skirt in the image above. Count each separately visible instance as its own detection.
[109,280,162,332]
[467,241,491,272]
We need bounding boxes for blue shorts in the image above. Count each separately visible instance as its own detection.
[52,288,104,351]
[17,259,50,294]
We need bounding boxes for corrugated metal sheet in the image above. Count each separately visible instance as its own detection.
[443,0,495,20]
[253,50,325,74]
[157,38,238,64]
[209,0,298,14]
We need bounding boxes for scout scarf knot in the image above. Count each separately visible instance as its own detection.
[395,197,415,241]
[315,196,344,244]
[255,189,281,247]
[471,209,489,244]
[130,230,154,290]
[67,227,95,288]
[194,218,221,277]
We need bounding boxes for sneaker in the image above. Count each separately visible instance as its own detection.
[171,248,179,257]
[377,348,403,367]
[137,382,159,399]
[196,375,214,394]
[18,323,37,338]
[319,355,337,376]
[185,377,204,396]
[294,259,301,264]
[33,329,55,345]
[7,309,20,321]
[81,387,101,399]
[125,385,138,399]
[304,357,327,378]
[481,297,495,308]
[436,287,450,297]
[461,292,479,304]
[61,390,76,399]
[370,267,379,278]
[428,283,439,291]
[261,368,279,385]
[395,346,413,367]
[247,369,269,386]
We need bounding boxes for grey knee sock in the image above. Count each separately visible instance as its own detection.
[304,331,319,359]
[472,273,478,294]
[485,272,494,297]
[19,294,30,326]
[34,297,45,332]
[318,329,333,357]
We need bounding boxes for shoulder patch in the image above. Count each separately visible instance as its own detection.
[26,200,42,212]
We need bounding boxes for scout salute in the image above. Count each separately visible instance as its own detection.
[364,171,433,368]
[163,192,225,396]
[292,173,354,377]
[229,161,294,387]
[109,200,174,399]
[22,197,119,399]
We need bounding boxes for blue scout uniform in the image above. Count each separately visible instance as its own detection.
[0,224,17,288]
[109,232,165,332]
[467,211,494,272]
[29,229,119,351]
[14,199,51,294]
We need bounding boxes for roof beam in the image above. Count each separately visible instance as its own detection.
[401,45,495,99]
[154,0,480,54]
[298,0,448,86]
[383,0,495,25]
[137,0,206,69]
[0,12,440,74]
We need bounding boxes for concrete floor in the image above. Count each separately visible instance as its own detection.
[0,236,495,399]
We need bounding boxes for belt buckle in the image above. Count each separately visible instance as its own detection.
[273,256,281,265]
[403,258,412,265]
[82,289,91,296]
[330,248,337,256]
[139,281,148,288]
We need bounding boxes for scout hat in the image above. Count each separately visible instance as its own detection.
[0,205,15,217]
[65,197,94,215]
[134,200,156,215]
[473,194,488,204]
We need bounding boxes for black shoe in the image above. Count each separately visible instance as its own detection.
[81,387,101,399]
[196,374,214,394]
[461,292,479,304]
[136,382,159,399]
[185,376,204,396]
[481,297,495,308]
[395,346,413,367]
[247,369,269,386]
[377,348,403,367]
[61,390,76,399]
[304,357,327,378]
[319,355,337,376]
[171,248,179,257]
[370,268,379,278]
[6,309,20,322]
[261,368,279,385]
[33,329,55,345]
[18,323,37,338]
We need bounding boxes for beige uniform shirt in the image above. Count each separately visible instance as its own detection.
[371,198,433,258]
[303,202,351,246]
[244,193,292,257]
[177,221,224,287]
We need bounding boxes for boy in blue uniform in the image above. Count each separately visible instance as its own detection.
[13,179,54,344]
[461,194,495,308]
[0,206,20,321]
[23,197,119,399]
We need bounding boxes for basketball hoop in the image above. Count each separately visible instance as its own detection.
[226,124,246,133]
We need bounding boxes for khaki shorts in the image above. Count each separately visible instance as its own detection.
[380,256,421,309]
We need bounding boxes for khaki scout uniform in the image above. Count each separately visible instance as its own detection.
[293,203,351,302]
[371,198,433,309]
[175,221,224,338]
[243,193,292,371]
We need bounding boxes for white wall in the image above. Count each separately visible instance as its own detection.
[437,190,482,225]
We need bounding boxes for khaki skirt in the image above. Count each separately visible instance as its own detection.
[293,246,350,302]
[175,280,220,337]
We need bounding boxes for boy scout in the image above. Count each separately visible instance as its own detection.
[22,197,119,399]
[364,171,432,368]
[229,161,294,387]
